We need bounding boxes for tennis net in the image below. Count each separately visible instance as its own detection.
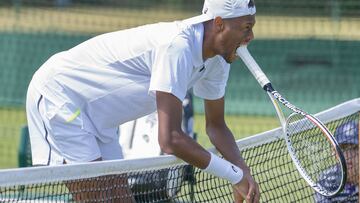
[0,99,359,202]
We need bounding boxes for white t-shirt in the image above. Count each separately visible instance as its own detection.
[31,21,230,142]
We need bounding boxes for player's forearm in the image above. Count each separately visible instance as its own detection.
[157,122,243,183]
[160,129,244,185]
[207,125,250,173]
[156,91,210,169]
[159,130,210,169]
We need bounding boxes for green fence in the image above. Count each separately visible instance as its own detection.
[1,32,359,114]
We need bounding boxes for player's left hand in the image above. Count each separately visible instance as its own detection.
[232,170,260,203]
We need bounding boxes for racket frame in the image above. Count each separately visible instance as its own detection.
[265,84,347,196]
[237,46,347,196]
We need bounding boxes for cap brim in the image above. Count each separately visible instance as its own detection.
[182,14,212,25]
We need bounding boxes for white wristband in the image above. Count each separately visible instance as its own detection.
[203,152,243,185]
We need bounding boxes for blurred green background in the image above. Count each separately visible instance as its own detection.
[0,0,359,169]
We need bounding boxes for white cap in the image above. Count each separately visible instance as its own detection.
[183,0,256,25]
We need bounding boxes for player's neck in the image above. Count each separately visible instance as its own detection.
[202,21,217,60]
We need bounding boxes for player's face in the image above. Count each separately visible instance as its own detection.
[341,144,359,184]
[217,15,255,63]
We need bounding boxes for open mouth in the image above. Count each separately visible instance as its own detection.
[232,47,240,60]
[234,44,242,58]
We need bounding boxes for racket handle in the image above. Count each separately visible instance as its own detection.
[236,46,270,88]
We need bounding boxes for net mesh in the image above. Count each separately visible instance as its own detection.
[1,107,358,202]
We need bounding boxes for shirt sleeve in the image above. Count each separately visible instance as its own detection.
[149,38,193,102]
[193,56,230,100]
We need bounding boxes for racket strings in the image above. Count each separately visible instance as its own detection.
[286,113,343,194]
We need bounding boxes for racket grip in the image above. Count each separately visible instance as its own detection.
[236,46,270,88]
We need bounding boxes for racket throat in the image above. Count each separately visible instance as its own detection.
[267,92,286,129]
[263,83,274,92]
[264,84,306,116]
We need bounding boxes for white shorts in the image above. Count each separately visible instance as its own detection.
[26,83,123,165]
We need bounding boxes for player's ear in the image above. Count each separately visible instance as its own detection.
[213,16,224,32]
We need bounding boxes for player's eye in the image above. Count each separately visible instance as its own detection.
[245,25,252,33]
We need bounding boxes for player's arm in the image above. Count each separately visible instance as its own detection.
[156,91,243,175]
[156,91,210,168]
[204,97,249,172]
[156,91,250,198]
[204,97,260,203]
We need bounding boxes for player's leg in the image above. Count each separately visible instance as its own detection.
[51,109,135,202]
[47,107,135,202]
[98,138,134,202]
[26,85,52,166]
[27,88,134,202]
[64,141,134,202]
[64,160,134,203]
[26,82,68,165]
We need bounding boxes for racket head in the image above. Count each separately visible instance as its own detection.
[284,113,347,197]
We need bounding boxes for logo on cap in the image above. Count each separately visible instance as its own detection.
[203,7,208,14]
[248,0,255,8]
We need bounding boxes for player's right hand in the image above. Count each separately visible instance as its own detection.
[232,171,260,203]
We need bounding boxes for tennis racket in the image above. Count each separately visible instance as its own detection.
[236,46,347,197]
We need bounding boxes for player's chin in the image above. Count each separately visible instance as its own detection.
[226,51,239,63]
[224,55,235,64]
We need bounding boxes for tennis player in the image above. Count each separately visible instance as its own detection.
[314,120,359,203]
[26,0,260,202]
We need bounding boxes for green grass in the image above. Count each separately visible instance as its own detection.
[194,114,279,148]
[0,107,27,169]
[0,108,279,169]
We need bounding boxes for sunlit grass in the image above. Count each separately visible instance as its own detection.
[194,114,279,148]
[0,107,27,168]
[0,108,279,169]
